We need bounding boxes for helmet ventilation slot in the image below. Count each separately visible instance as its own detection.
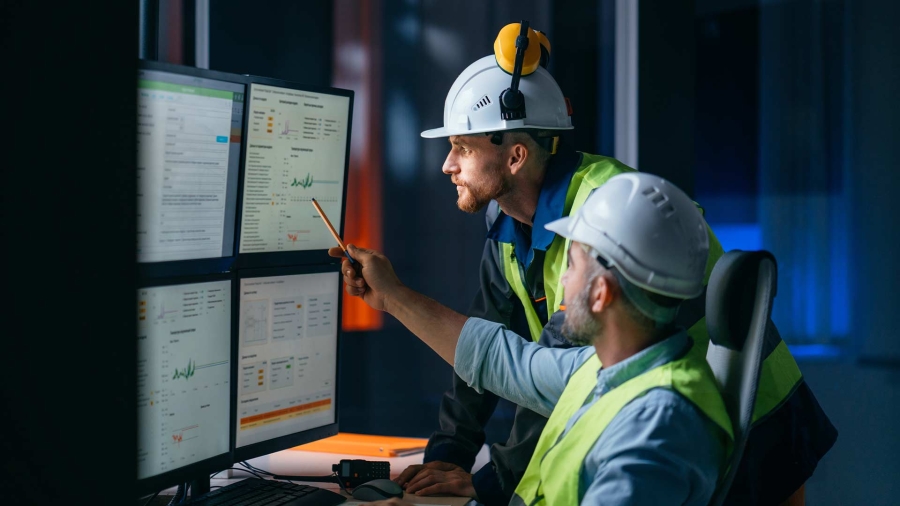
[472,95,492,112]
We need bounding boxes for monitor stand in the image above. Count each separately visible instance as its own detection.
[190,476,211,497]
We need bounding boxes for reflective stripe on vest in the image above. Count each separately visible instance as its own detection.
[498,152,802,421]
[513,350,734,506]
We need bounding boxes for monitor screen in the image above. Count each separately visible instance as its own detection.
[235,271,339,449]
[137,67,245,263]
[137,279,232,481]
[238,83,351,255]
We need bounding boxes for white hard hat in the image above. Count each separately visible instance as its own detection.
[420,55,573,138]
[546,172,710,300]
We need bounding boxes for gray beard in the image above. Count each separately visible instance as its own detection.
[561,283,602,346]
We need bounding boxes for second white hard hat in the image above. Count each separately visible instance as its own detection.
[420,55,573,138]
[546,172,710,300]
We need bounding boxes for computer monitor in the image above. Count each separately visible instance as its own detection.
[236,77,353,267]
[233,266,341,461]
[137,275,235,495]
[137,61,246,274]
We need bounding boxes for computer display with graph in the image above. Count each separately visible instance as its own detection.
[136,276,234,494]
[237,79,353,266]
[134,62,351,503]
[137,62,245,267]
[233,267,341,461]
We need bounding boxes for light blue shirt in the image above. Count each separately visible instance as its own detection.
[454,318,725,506]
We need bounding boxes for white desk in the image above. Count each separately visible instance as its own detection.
[146,446,490,505]
[243,445,490,505]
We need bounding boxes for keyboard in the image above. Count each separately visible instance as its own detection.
[185,477,345,506]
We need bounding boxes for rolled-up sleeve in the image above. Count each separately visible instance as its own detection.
[454,317,595,418]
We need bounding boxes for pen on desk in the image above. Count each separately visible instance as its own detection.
[310,198,357,266]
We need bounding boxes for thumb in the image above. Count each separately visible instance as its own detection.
[348,244,375,257]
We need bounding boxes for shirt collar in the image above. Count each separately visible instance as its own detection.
[595,331,692,396]
[487,149,582,266]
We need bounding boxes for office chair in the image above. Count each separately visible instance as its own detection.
[704,250,778,506]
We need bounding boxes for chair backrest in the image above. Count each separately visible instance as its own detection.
[705,250,779,506]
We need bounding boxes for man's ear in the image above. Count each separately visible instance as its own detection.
[590,273,614,315]
[507,142,529,175]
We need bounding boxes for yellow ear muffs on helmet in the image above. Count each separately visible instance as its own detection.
[493,20,552,121]
[490,22,559,153]
[494,22,542,76]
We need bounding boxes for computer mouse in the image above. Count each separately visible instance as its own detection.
[351,478,404,501]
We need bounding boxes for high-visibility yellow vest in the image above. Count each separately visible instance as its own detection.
[500,153,634,341]
[498,152,802,421]
[512,350,734,505]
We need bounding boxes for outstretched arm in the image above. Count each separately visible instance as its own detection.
[330,245,467,365]
[331,245,590,416]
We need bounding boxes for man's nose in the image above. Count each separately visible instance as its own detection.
[442,152,459,175]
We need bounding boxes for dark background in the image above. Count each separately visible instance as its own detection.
[3,0,898,504]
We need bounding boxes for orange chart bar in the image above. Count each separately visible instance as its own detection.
[240,398,332,428]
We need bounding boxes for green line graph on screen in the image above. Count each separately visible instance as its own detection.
[172,359,196,380]
[290,173,341,190]
[239,83,350,253]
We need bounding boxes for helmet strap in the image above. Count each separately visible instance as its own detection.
[499,20,530,121]
[608,267,680,326]
[587,249,680,326]
[485,130,559,155]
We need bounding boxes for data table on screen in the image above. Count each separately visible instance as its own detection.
[239,84,350,254]
[236,272,339,448]
[136,70,243,263]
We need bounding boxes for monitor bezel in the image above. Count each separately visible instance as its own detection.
[235,76,354,269]
[136,271,237,497]
[136,60,249,278]
[232,263,343,463]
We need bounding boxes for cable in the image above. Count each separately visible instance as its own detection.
[209,467,268,481]
[333,472,351,495]
[239,461,340,487]
[165,483,185,506]
[141,491,161,506]
[271,473,340,484]
[238,461,274,476]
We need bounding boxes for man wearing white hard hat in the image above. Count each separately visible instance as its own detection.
[331,173,732,505]
[395,21,834,505]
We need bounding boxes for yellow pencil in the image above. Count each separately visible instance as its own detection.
[311,198,357,265]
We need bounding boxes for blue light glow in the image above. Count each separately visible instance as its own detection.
[786,343,845,360]
[708,223,762,251]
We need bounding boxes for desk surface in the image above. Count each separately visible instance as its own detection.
[246,447,486,505]
[148,447,488,506]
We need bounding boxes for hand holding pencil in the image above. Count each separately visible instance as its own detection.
[314,199,403,311]
[311,198,356,266]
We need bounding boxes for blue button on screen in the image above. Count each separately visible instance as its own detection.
[216,136,228,143]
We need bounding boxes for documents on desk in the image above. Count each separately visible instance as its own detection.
[293,432,428,457]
